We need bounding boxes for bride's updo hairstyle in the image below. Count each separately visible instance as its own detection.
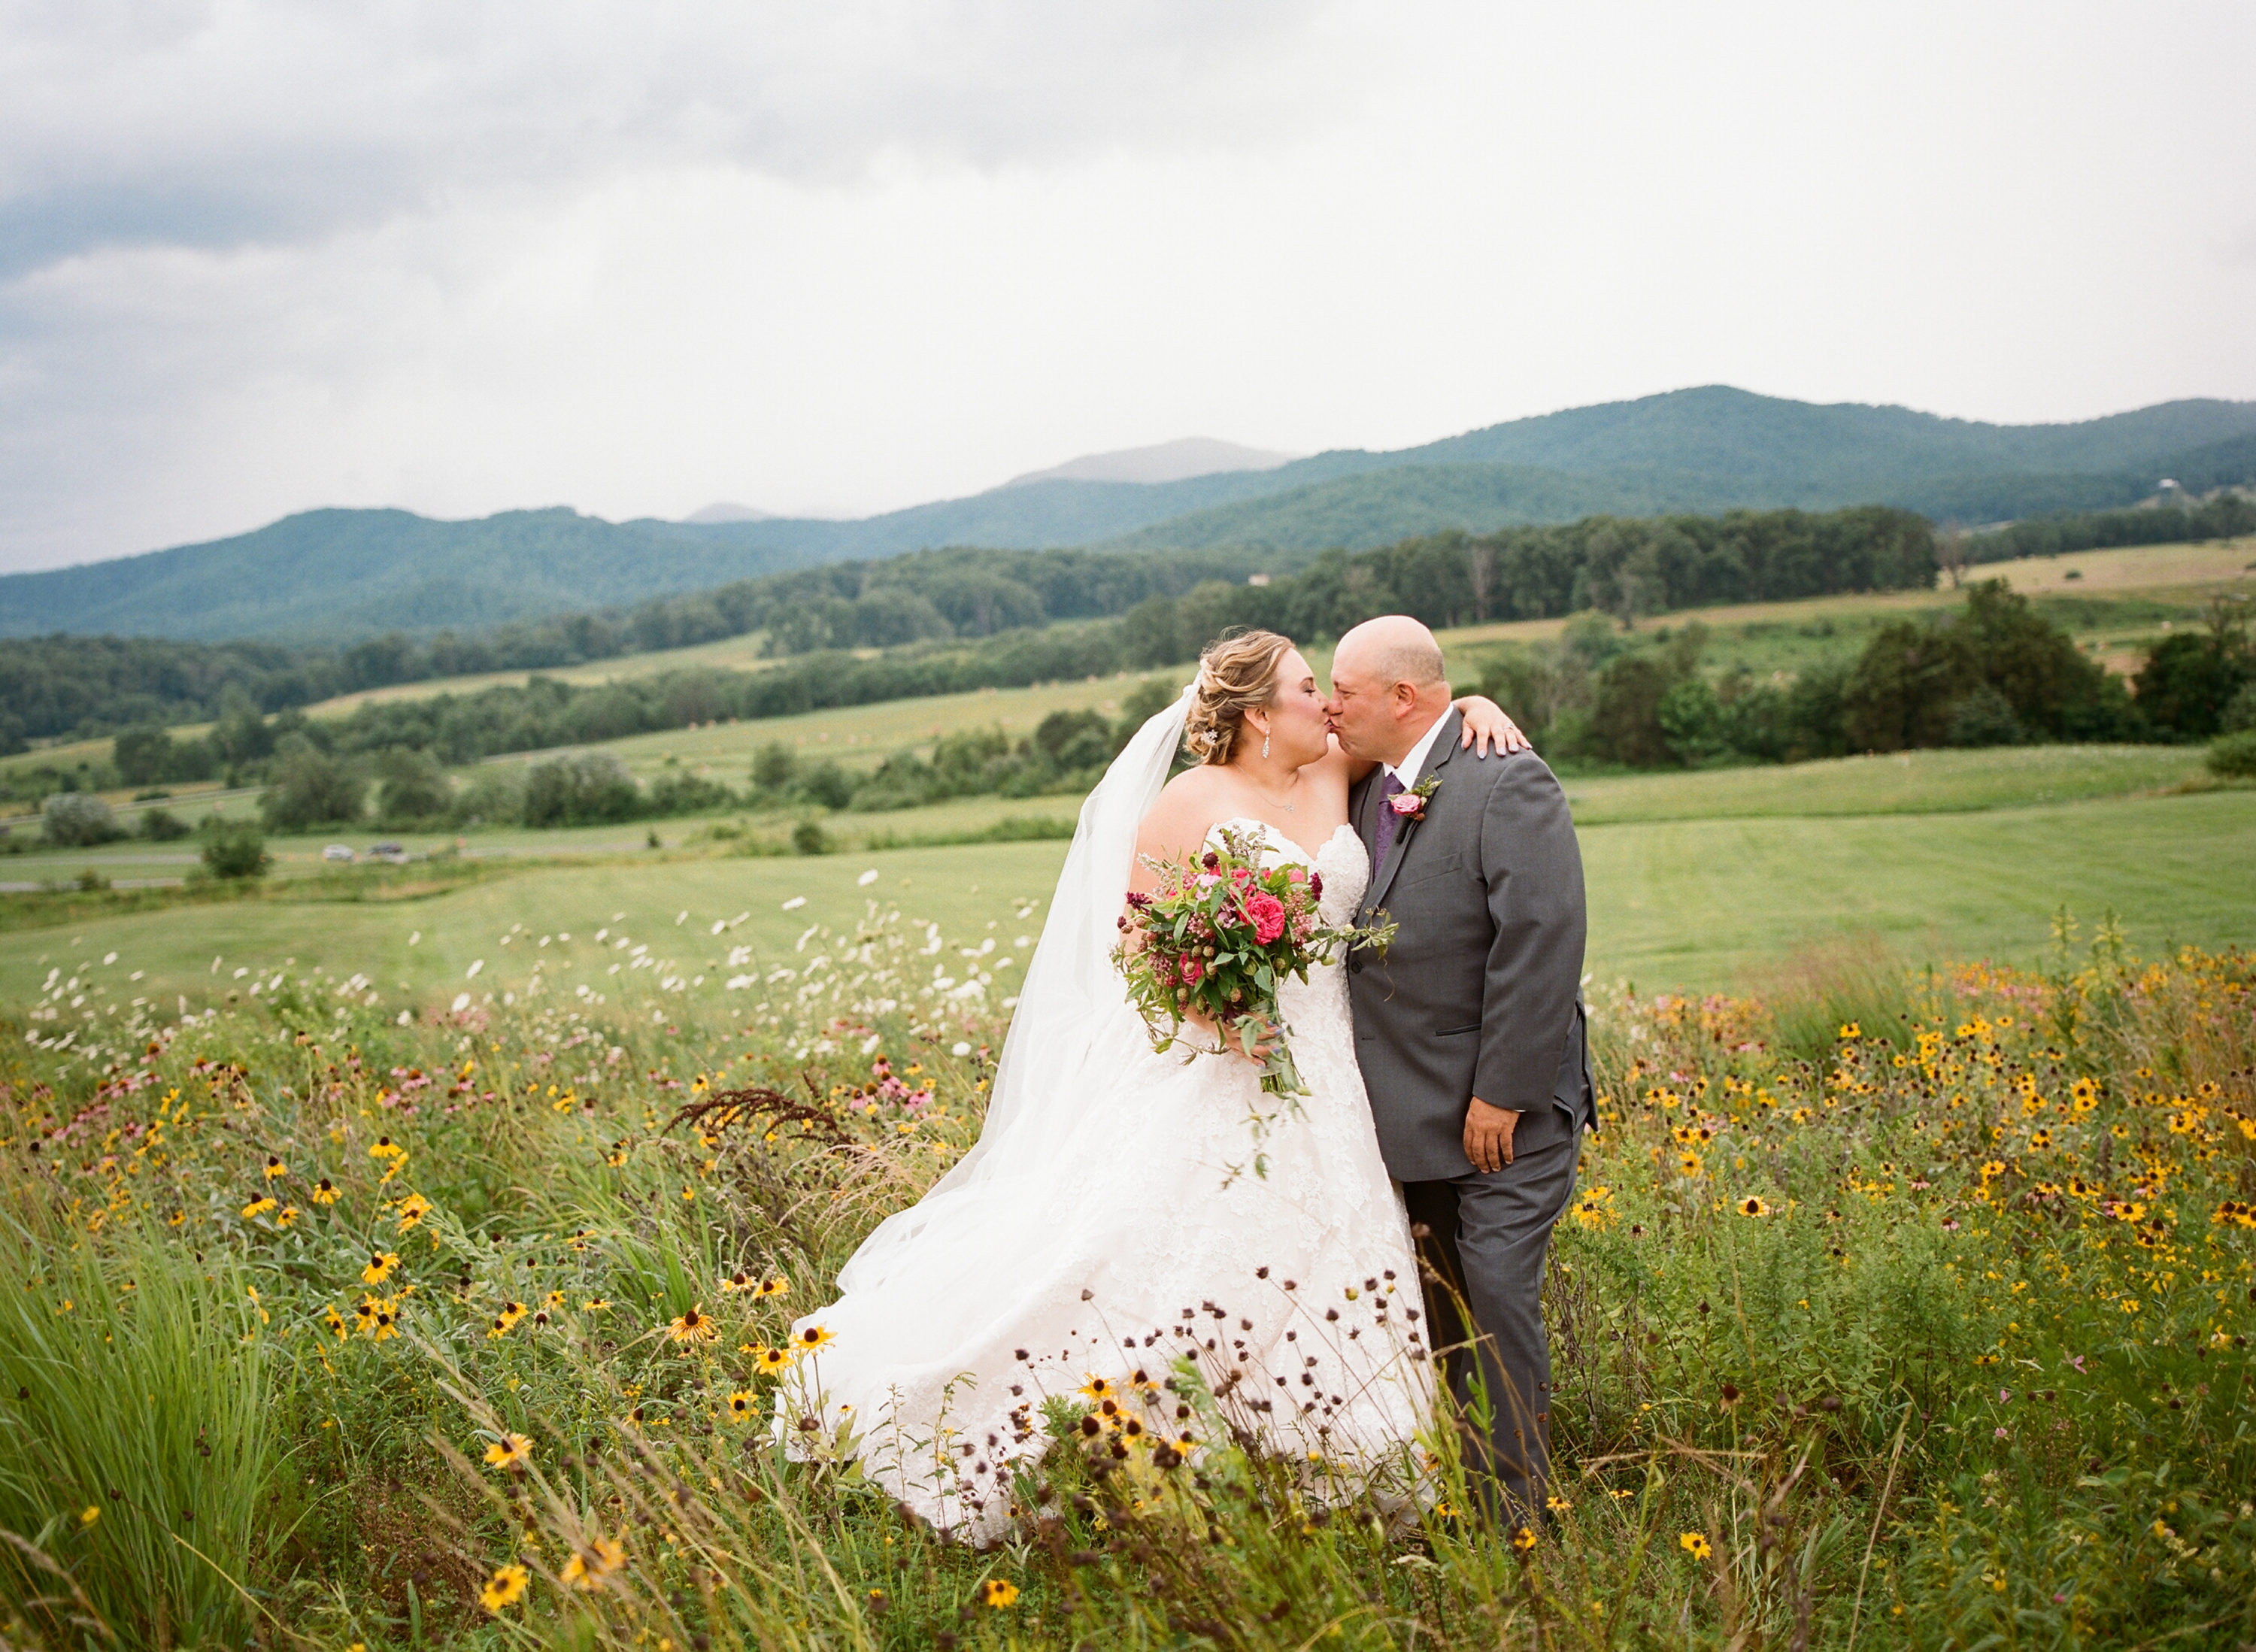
[1183,629,1295,765]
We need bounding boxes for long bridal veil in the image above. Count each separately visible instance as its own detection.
[830,684,1193,1296]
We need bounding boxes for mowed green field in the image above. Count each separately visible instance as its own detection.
[8,750,2248,1011]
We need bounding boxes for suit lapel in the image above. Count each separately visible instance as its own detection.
[1363,708,1460,915]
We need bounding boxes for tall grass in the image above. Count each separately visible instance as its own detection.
[0,1225,280,1645]
[1,907,2251,1647]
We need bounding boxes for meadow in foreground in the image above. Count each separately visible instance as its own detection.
[1,905,2250,1650]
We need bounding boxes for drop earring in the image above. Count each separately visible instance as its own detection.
[1261,732,1270,760]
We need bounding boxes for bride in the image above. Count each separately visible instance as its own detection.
[780,629,1524,1538]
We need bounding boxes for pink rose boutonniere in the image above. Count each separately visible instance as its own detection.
[1387,774,1442,824]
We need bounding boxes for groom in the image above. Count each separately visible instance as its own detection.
[1327,614,1593,1521]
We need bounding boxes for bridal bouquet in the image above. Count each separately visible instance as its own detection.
[1112,825,1388,1097]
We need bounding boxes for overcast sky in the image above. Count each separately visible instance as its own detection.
[2,1,2251,574]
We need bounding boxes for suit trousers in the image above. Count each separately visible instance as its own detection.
[1400,1120,1579,1520]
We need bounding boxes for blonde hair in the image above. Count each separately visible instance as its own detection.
[1184,629,1295,765]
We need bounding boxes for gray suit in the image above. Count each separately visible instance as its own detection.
[1346,709,1593,1516]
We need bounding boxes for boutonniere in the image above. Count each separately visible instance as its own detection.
[1386,774,1441,824]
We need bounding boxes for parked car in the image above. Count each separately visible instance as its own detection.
[368,841,411,865]
[322,844,356,863]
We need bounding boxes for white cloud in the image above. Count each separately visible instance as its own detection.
[0,0,2251,574]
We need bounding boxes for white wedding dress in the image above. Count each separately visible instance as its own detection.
[779,692,1433,1540]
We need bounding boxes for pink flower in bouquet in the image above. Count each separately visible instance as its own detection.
[1243,892,1288,945]
[1180,956,1205,984]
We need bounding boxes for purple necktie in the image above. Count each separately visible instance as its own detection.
[1372,771,1406,870]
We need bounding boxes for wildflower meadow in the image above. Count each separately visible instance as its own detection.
[1,902,2250,1650]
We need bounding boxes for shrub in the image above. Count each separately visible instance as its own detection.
[2134,618,2254,740]
[792,818,831,855]
[199,820,269,880]
[449,765,527,828]
[2222,681,2256,735]
[750,741,797,790]
[796,761,854,811]
[259,743,364,832]
[41,790,121,847]
[372,747,452,823]
[647,771,738,816]
[521,751,640,827]
[138,806,192,841]
[2206,729,2256,778]
[1945,684,2024,747]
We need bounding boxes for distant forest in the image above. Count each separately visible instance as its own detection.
[1962,493,2256,563]
[0,505,1936,749]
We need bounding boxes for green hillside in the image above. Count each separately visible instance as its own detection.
[5,387,2251,644]
[1095,462,1772,553]
[0,508,829,643]
[1397,383,2256,492]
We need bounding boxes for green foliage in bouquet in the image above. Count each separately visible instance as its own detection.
[1112,823,1390,1098]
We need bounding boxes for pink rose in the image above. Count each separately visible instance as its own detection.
[1387,791,1424,816]
[1243,892,1287,945]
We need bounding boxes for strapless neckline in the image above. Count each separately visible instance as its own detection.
[1208,817,1359,867]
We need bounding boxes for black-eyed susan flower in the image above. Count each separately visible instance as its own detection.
[311,1178,341,1205]
[490,1302,527,1338]
[559,1533,626,1590]
[754,1345,793,1377]
[543,1290,565,1310]
[1677,1151,1704,1180]
[483,1432,532,1471]
[1737,1196,1770,1217]
[727,1390,754,1420]
[1078,1375,1116,1402]
[757,1275,790,1299]
[581,1298,611,1312]
[721,1271,754,1294]
[395,1193,432,1232]
[241,1196,277,1220]
[369,1137,405,1162]
[362,1252,400,1286]
[1679,1532,1712,1561]
[323,1305,347,1341]
[977,1579,1020,1608]
[793,1323,834,1354]
[274,1205,300,1229]
[667,1305,720,1347]
[363,1299,400,1342]
[1510,1524,1537,1552]
[479,1563,528,1612]
[263,1154,287,1181]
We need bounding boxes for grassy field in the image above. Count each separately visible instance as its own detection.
[8,751,2249,1014]
[3,877,2250,1647]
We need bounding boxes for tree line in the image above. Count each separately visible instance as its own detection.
[1957,493,2256,567]
[1,504,1934,749]
[1477,582,2253,768]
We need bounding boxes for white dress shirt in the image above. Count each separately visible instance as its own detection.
[1384,710,1451,792]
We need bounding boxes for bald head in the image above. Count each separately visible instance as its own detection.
[1334,615,1446,693]
[1325,615,1452,766]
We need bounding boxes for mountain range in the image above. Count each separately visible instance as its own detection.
[5,385,2251,644]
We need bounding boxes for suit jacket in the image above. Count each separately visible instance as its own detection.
[1346,708,1595,1182]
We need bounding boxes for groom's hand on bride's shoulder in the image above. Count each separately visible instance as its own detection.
[1464,1097,1520,1172]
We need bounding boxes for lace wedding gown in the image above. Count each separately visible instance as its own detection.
[780,817,1433,1539]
